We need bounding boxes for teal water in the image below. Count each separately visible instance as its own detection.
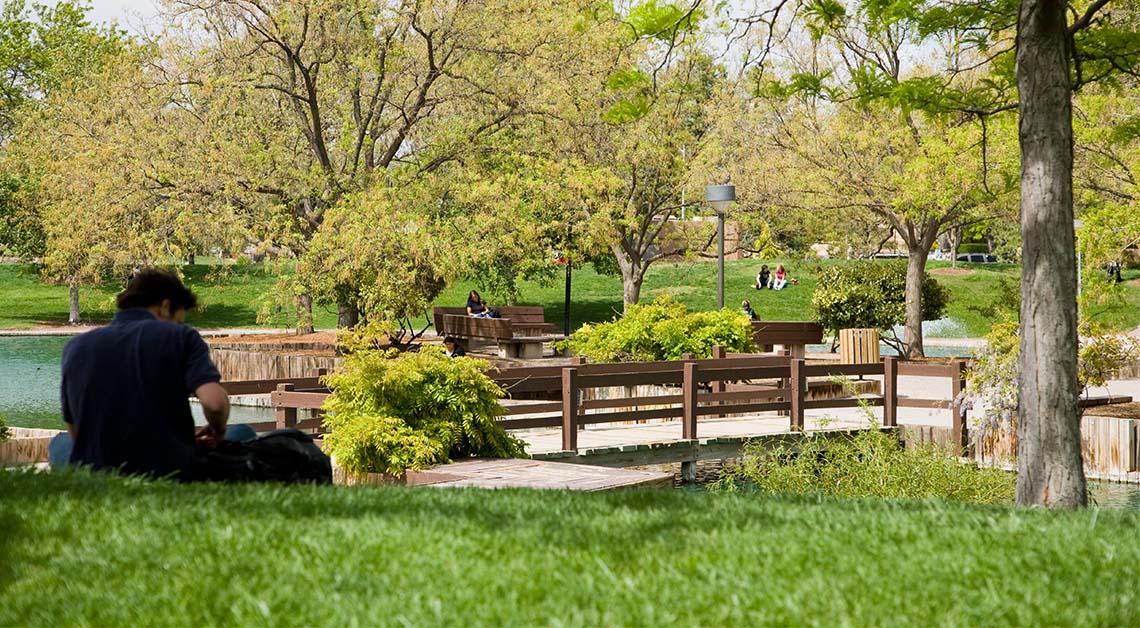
[0,335,274,429]
[0,336,68,429]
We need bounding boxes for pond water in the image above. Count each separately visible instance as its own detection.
[0,335,273,429]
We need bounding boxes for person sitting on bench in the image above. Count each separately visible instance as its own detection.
[466,290,496,318]
[443,336,466,358]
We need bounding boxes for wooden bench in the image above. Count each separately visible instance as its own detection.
[432,306,559,359]
[751,321,824,359]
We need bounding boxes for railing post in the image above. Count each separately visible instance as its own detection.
[562,367,579,452]
[711,345,726,417]
[275,383,297,429]
[683,361,698,440]
[790,359,805,430]
[571,356,586,365]
[951,359,967,455]
[883,357,898,428]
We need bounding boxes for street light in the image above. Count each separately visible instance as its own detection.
[1074,218,1084,298]
[705,184,735,309]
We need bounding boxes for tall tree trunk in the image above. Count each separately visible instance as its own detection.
[337,303,359,328]
[612,244,646,309]
[1016,0,1085,507]
[68,282,80,324]
[296,293,315,335]
[902,245,930,359]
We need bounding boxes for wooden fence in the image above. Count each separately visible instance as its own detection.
[223,353,972,455]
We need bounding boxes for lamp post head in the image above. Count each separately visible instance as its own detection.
[705,184,735,215]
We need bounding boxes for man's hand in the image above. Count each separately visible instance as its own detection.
[195,425,224,449]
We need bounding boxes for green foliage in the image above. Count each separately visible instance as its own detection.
[0,410,10,442]
[957,242,989,254]
[966,319,1140,443]
[321,347,527,476]
[556,295,755,361]
[715,425,1015,504]
[811,261,948,337]
[626,0,704,41]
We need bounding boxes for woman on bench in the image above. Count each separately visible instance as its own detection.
[466,290,496,318]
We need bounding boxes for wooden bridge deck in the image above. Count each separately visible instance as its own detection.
[408,458,673,491]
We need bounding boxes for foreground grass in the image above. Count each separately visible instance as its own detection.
[3,471,1140,626]
[3,259,1138,335]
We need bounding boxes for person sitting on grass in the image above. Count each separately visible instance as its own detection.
[741,300,760,321]
[466,290,495,318]
[754,265,771,290]
[772,264,794,290]
[48,269,255,480]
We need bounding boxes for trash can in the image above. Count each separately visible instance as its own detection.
[839,328,880,364]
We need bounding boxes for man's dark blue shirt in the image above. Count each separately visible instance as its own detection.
[61,309,220,478]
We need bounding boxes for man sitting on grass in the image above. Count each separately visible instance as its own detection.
[49,268,253,480]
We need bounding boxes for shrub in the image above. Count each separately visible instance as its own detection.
[957,242,989,254]
[0,411,9,442]
[714,423,1015,504]
[811,261,948,344]
[321,347,527,476]
[965,319,1140,444]
[555,295,755,362]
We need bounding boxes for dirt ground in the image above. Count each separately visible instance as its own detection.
[1084,401,1140,420]
[928,268,974,276]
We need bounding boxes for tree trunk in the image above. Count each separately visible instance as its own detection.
[337,303,359,328]
[612,244,646,309]
[902,245,930,358]
[296,293,315,335]
[1015,0,1086,507]
[68,283,80,324]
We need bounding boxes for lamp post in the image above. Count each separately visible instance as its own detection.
[1074,218,1084,299]
[705,184,736,309]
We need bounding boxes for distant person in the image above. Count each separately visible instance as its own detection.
[741,300,759,321]
[772,264,789,290]
[754,265,771,290]
[443,336,466,358]
[49,268,255,480]
[466,290,494,318]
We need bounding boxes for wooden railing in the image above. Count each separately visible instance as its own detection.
[227,353,973,455]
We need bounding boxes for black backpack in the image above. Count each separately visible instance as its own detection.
[195,429,332,484]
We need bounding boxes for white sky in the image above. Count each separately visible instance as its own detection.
[70,0,162,34]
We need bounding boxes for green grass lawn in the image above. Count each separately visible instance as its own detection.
[3,259,1138,336]
[2,470,1139,626]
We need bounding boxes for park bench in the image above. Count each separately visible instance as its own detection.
[432,306,560,359]
[751,321,824,359]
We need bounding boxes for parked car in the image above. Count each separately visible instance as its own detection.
[956,253,998,263]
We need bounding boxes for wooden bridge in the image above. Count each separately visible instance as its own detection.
[222,350,971,484]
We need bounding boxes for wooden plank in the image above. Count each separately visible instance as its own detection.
[802,397,884,410]
[562,368,578,451]
[501,401,563,415]
[695,365,793,382]
[577,371,684,388]
[701,388,787,403]
[582,394,683,410]
[270,390,330,409]
[897,398,949,409]
[896,362,959,377]
[222,376,325,395]
[790,359,806,429]
[801,363,884,378]
[497,416,562,429]
[683,362,698,440]
[580,407,682,425]
[696,401,790,415]
[883,356,898,427]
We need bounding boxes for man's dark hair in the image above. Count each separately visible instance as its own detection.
[116,268,198,311]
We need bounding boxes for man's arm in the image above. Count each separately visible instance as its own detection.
[194,382,230,434]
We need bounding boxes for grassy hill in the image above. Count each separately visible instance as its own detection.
[3,470,1140,626]
[1,259,1136,337]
